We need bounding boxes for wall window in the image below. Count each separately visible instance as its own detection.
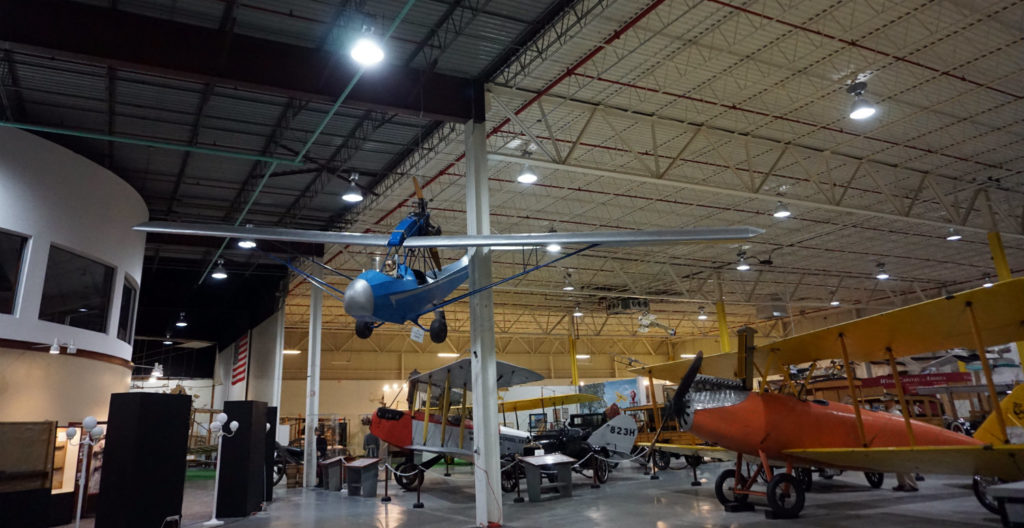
[38,246,114,333]
[117,277,137,344]
[0,231,28,314]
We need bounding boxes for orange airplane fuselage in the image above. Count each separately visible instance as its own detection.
[691,392,980,467]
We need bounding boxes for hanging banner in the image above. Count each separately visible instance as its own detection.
[861,372,972,393]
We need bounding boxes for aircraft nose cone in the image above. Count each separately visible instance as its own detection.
[344,278,374,317]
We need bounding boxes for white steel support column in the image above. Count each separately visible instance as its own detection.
[466,119,501,526]
[303,263,323,488]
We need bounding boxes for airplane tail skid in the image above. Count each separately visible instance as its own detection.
[974,383,1024,445]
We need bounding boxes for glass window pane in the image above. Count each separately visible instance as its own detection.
[0,231,28,314]
[38,246,114,333]
[117,278,137,344]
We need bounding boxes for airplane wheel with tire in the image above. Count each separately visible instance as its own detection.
[273,462,286,486]
[766,473,805,517]
[973,475,1004,515]
[795,467,813,492]
[594,458,610,483]
[652,449,671,471]
[714,469,749,506]
[500,465,519,493]
[864,471,884,489]
[429,313,448,343]
[684,455,704,468]
[355,321,374,339]
[394,461,423,491]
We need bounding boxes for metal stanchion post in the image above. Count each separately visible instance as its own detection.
[513,461,524,503]
[381,464,391,503]
[413,469,425,509]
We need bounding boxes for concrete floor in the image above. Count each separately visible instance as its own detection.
[65,461,1001,527]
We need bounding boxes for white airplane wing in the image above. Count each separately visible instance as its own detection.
[135,221,762,248]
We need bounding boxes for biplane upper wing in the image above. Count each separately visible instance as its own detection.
[630,279,1024,380]
[411,358,544,392]
[783,445,1024,481]
[758,278,1024,366]
[497,393,600,413]
[628,353,741,381]
[135,221,762,248]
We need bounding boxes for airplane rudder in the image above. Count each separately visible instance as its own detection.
[975,384,1024,444]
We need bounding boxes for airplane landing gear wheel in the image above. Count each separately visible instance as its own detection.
[973,475,1004,515]
[652,449,671,471]
[864,472,884,489]
[766,473,805,517]
[429,312,448,343]
[714,469,749,506]
[394,461,424,491]
[355,321,374,339]
[795,467,813,491]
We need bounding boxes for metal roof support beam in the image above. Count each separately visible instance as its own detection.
[0,0,481,122]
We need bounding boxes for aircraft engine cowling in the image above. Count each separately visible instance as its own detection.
[344,278,374,317]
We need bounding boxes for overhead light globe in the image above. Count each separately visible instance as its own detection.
[772,201,791,218]
[849,97,876,119]
[350,34,384,66]
[573,305,584,317]
[875,263,890,280]
[945,227,962,241]
[211,259,228,280]
[562,284,574,291]
[341,181,364,203]
[237,239,257,249]
[697,307,708,320]
[736,256,750,271]
[830,300,840,306]
[517,165,538,184]
[546,242,561,253]
[983,277,994,288]
[175,312,188,327]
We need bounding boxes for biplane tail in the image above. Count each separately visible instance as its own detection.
[974,383,1024,445]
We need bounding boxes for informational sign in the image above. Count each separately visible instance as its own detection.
[861,372,972,394]
[410,326,425,343]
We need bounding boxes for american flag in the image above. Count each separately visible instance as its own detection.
[231,333,249,386]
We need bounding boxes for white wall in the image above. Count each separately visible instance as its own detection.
[0,128,148,361]
[247,312,284,406]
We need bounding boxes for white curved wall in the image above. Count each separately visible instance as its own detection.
[0,127,148,361]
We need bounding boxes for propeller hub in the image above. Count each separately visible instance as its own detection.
[344,278,374,317]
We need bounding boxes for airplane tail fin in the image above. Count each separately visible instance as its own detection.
[974,384,1024,444]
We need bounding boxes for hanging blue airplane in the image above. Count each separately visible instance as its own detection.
[136,180,763,343]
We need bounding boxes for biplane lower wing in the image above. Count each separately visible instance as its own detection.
[407,445,474,458]
[784,445,1024,481]
[642,443,731,460]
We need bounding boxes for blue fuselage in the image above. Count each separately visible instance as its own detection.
[343,255,469,325]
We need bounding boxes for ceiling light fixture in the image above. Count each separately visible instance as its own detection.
[697,307,708,320]
[546,227,560,253]
[437,352,459,358]
[772,201,792,218]
[341,173,364,203]
[282,349,302,355]
[575,354,591,359]
[846,81,877,120]
[517,164,538,184]
[175,312,188,328]
[211,259,228,280]
[237,238,256,249]
[736,251,751,271]
[162,333,173,346]
[875,263,890,280]
[945,227,962,241]
[350,26,384,66]
[680,354,697,359]
[983,277,994,288]
[573,305,584,317]
[562,272,575,291]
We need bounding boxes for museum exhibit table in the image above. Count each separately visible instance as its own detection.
[519,453,577,502]
[345,458,380,497]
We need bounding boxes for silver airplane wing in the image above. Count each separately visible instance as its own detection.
[135,222,762,248]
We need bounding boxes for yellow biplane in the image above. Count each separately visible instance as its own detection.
[631,278,1024,518]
